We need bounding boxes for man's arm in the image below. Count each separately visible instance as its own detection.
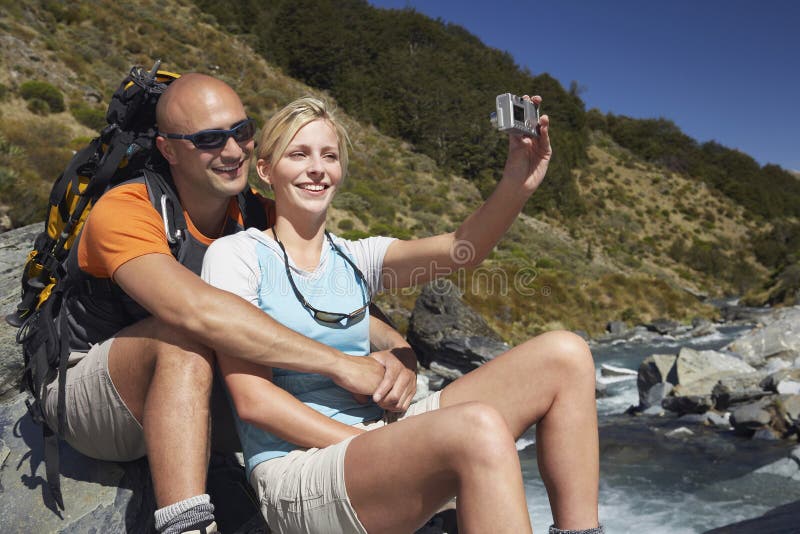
[114,254,386,395]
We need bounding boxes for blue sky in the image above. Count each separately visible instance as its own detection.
[367,0,800,172]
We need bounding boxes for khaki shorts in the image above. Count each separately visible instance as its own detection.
[41,338,146,461]
[250,391,441,534]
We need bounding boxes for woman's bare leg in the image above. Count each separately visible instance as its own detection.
[440,330,600,530]
[345,402,532,534]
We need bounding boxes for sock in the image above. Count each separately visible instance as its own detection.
[549,525,605,534]
[154,494,216,534]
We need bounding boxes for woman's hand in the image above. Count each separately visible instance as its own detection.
[502,95,552,193]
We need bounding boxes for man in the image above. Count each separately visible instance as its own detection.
[40,73,415,534]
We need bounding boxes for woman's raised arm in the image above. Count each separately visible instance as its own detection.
[381,96,551,289]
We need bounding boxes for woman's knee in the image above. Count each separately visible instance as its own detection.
[529,330,595,379]
[445,402,517,465]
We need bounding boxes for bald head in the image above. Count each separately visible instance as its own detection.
[156,73,245,135]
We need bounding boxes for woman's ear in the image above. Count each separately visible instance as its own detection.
[256,158,271,185]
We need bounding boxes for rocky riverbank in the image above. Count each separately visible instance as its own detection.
[597,302,800,533]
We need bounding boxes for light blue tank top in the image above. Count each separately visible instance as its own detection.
[235,235,383,476]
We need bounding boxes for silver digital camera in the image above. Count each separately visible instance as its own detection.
[490,93,539,137]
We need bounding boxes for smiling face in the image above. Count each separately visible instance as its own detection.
[156,74,253,202]
[258,118,343,223]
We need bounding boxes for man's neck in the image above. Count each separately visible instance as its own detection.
[172,179,232,239]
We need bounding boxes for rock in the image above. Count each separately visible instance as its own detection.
[662,394,714,414]
[703,499,800,533]
[672,348,756,397]
[780,395,800,425]
[594,380,608,398]
[83,90,103,103]
[643,382,673,409]
[428,361,463,382]
[717,304,777,324]
[600,363,637,377]
[763,357,792,374]
[760,367,800,392]
[706,411,731,428]
[605,321,628,335]
[689,318,717,338]
[711,372,771,410]
[1,225,40,402]
[643,318,680,335]
[729,397,774,436]
[0,394,156,532]
[636,354,677,406]
[412,373,431,403]
[752,427,782,440]
[791,446,800,466]
[777,380,800,395]
[664,426,694,438]
[724,306,800,366]
[753,456,800,479]
[407,280,508,375]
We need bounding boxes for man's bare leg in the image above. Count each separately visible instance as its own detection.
[345,402,532,534]
[440,330,601,530]
[108,317,214,508]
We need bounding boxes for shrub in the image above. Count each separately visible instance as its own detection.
[340,229,370,241]
[19,80,65,113]
[70,102,107,131]
[337,218,354,231]
[27,98,51,115]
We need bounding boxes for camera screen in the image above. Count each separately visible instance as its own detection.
[513,103,525,122]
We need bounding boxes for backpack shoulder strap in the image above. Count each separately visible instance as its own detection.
[238,188,269,231]
[141,168,187,251]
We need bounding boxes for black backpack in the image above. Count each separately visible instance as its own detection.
[6,61,266,509]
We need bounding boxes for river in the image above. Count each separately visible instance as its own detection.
[515,324,800,533]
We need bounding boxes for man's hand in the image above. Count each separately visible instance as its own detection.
[368,347,417,412]
[330,354,386,396]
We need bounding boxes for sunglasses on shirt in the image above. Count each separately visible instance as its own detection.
[272,228,371,325]
[158,118,256,150]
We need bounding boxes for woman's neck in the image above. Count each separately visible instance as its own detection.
[271,216,327,271]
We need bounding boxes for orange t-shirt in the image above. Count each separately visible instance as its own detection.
[77,182,242,279]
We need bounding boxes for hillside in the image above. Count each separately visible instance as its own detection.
[0,0,789,341]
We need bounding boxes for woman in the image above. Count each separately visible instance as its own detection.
[201,96,603,534]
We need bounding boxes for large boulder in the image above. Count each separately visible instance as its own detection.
[672,348,756,397]
[636,353,677,407]
[407,279,508,376]
[729,394,800,439]
[711,372,772,410]
[724,306,800,367]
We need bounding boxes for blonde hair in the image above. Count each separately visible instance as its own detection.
[257,96,350,178]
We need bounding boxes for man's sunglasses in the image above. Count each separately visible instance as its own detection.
[272,228,371,325]
[158,118,256,150]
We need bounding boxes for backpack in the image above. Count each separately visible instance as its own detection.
[6,61,267,510]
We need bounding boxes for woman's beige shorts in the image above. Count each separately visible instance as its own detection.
[249,391,442,534]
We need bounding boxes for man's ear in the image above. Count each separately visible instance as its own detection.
[156,136,178,165]
[256,158,271,185]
